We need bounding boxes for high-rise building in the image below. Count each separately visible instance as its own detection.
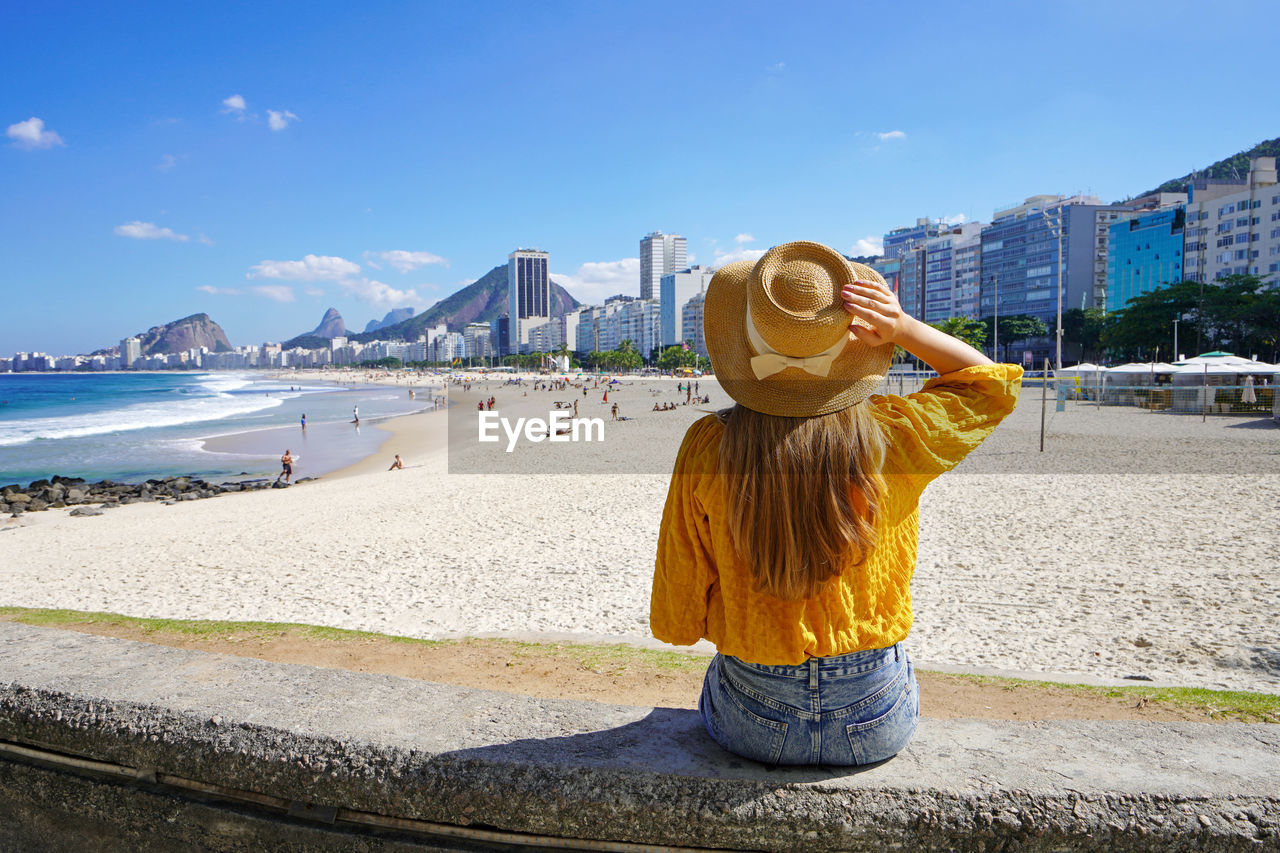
[681,292,708,360]
[922,224,984,322]
[120,337,141,369]
[659,265,714,347]
[883,218,945,260]
[978,195,1130,363]
[507,249,550,353]
[1106,207,1187,312]
[640,232,687,300]
[1182,157,1278,283]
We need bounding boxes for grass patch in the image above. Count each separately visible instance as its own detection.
[929,670,1280,723]
[0,605,446,648]
[4,605,1277,721]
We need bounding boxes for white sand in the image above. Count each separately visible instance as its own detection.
[3,373,1278,694]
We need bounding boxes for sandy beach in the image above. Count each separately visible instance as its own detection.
[2,371,1278,694]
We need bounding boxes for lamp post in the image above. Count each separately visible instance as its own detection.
[1172,316,1179,361]
[1043,205,1065,371]
[991,272,999,361]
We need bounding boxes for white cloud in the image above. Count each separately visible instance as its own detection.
[196,285,242,295]
[253,285,296,303]
[766,61,785,72]
[196,233,215,246]
[551,258,640,305]
[266,109,298,131]
[305,287,325,297]
[222,94,246,114]
[941,213,966,225]
[7,117,64,150]
[156,154,178,172]
[339,277,421,308]
[247,254,361,281]
[734,233,754,245]
[850,236,884,257]
[363,250,448,273]
[711,246,767,268]
[876,130,906,141]
[114,221,190,242]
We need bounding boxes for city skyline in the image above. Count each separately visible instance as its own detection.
[3,0,1277,354]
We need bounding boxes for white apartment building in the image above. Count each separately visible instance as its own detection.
[464,323,493,360]
[1183,157,1279,283]
[660,265,714,347]
[681,292,708,360]
[120,337,141,368]
[922,223,984,322]
[640,232,687,300]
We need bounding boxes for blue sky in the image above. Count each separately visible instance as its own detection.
[3,0,1275,355]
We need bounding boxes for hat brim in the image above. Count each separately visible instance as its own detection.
[703,254,894,417]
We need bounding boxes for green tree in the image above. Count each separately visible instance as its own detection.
[929,317,987,350]
[978,314,1049,361]
[1061,307,1107,362]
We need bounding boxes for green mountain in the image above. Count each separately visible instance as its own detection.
[1137,136,1280,197]
[348,265,580,343]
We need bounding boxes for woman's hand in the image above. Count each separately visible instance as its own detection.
[842,278,993,372]
[841,279,914,346]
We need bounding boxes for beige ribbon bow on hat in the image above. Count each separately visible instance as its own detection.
[746,308,848,380]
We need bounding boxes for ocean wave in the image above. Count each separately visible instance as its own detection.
[0,393,286,447]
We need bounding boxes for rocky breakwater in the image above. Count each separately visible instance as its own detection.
[1,474,308,518]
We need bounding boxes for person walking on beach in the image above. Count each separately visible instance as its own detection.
[611,402,619,421]
[300,413,306,429]
[277,449,294,484]
[352,405,359,425]
[651,242,1021,767]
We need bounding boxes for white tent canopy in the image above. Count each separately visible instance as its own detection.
[1105,362,1177,375]
[1055,363,1103,375]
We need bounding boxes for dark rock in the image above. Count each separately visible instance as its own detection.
[28,479,50,490]
[1,484,20,495]
[271,481,289,489]
[66,488,86,503]
[172,477,191,491]
[50,501,67,509]
[178,493,198,501]
[5,493,31,505]
[68,507,104,517]
[9,506,24,515]
[27,500,48,512]
[221,484,242,492]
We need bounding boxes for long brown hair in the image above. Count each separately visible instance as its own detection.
[717,402,886,600]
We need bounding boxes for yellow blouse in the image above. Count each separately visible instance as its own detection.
[650,363,1023,664]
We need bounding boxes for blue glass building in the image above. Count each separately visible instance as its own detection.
[1105,207,1185,312]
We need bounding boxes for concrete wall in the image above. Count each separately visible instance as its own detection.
[1,623,1278,851]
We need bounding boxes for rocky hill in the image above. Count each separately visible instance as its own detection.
[1136,136,1280,198]
[349,265,580,343]
[130,313,232,355]
[364,307,415,334]
[309,307,346,338]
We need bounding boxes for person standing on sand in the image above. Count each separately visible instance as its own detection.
[611,402,619,420]
[353,405,359,424]
[300,413,306,429]
[651,242,1020,767]
[277,449,294,484]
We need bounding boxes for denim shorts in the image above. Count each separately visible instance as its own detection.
[698,643,918,766]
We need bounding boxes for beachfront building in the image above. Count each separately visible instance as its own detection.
[120,336,141,369]
[640,231,687,300]
[660,265,714,347]
[869,256,901,295]
[922,223,984,322]
[1105,207,1187,312]
[507,248,550,353]
[681,292,708,360]
[882,218,946,260]
[463,323,493,361]
[1182,157,1279,283]
[978,195,1130,364]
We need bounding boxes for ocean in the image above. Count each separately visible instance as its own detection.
[0,372,432,486]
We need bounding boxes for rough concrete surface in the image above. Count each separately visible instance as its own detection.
[0,622,1277,851]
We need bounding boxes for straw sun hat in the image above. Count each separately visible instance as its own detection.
[703,241,893,417]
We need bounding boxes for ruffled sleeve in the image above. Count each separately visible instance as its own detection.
[650,415,722,646]
[872,363,1023,488]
